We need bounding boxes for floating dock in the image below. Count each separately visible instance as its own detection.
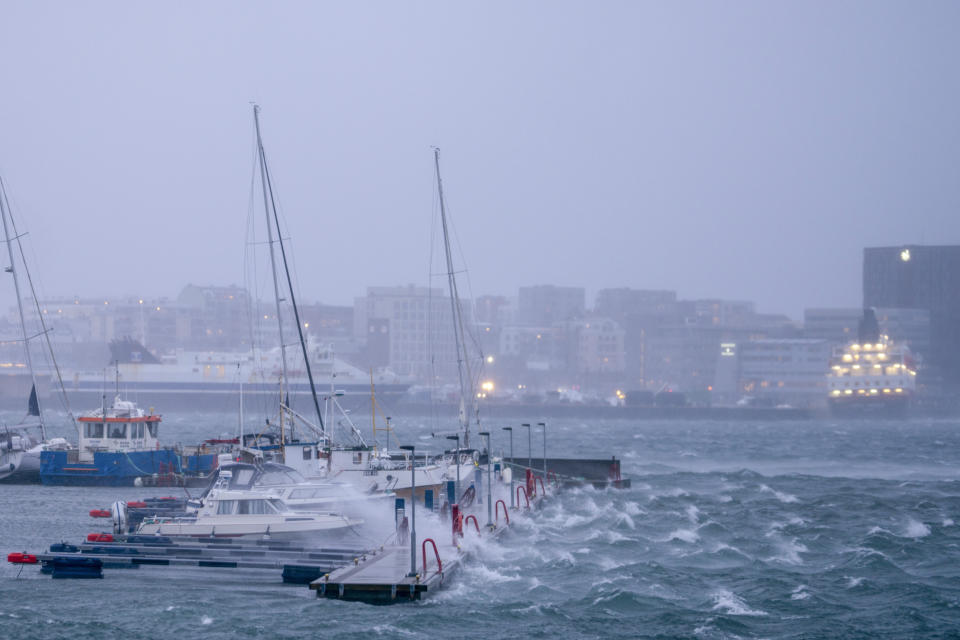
[10,456,626,603]
[311,540,464,603]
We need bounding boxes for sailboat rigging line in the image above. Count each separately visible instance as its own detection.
[2,180,77,430]
[433,148,476,448]
[252,105,325,436]
[0,177,45,440]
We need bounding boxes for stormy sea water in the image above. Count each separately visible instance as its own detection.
[2,413,960,639]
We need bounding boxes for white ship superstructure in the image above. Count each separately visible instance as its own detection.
[826,309,917,414]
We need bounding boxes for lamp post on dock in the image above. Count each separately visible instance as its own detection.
[399,445,416,577]
[521,423,531,471]
[502,426,514,507]
[538,422,547,486]
[478,431,492,528]
[446,434,460,505]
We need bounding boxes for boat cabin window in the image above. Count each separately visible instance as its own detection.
[216,500,238,515]
[237,499,280,515]
[132,423,144,439]
[108,423,127,439]
[147,421,158,438]
[302,446,312,460]
[85,423,104,438]
[353,452,363,465]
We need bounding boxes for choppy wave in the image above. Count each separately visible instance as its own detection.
[3,414,960,638]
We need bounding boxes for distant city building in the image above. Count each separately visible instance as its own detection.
[566,317,625,375]
[517,285,584,326]
[595,288,677,319]
[177,284,251,349]
[863,245,960,386]
[803,308,861,343]
[353,285,467,380]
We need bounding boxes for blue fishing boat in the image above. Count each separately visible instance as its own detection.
[40,395,217,486]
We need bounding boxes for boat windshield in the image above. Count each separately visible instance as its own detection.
[216,499,281,515]
[259,468,306,486]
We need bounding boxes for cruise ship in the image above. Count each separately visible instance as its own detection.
[57,338,412,411]
[826,309,917,415]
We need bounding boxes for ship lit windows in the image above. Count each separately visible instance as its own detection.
[900,248,911,261]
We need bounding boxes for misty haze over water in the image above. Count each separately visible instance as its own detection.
[0,2,957,323]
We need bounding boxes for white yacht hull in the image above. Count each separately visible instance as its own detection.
[136,514,360,539]
[0,449,24,482]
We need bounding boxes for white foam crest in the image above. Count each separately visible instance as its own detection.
[760,484,798,503]
[595,552,634,571]
[623,501,644,516]
[718,495,733,503]
[710,589,768,616]
[845,576,865,588]
[666,528,700,544]
[867,525,893,536]
[769,538,808,565]
[790,585,811,601]
[712,543,752,559]
[686,505,701,524]
[464,563,522,584]
[904,518,930,538]
[943,518,954,527]
[584,526,632,544]
[617,513,636,530]
[372,625,420,637]
[201,616,213,626]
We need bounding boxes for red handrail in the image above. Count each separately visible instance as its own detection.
[548,470,560,487]
[452,504,463,541]
[422,538,442,576]
[536,476,546,496]
[516,485,530,509]
[495,499,510,524]
[464,514,480,533]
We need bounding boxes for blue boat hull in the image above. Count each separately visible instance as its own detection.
[40,449,217,486]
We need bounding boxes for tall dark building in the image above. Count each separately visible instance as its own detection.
[863,245,960,386]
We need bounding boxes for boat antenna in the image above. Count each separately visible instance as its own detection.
[252,105,325,437]
[434,148,475,448]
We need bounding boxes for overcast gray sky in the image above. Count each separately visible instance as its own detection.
[0,1,957,322]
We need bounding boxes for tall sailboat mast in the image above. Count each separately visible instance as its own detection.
[0,177,44,441]
[252,105,325,438]
[433,149,476,448]
[253,106,291,411]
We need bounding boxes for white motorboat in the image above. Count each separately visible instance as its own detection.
[202,461,390,515]
[133,470,360,539]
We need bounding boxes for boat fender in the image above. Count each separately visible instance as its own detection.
[89,509,112,518]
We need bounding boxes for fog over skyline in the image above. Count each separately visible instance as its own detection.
[0,2,957,323]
